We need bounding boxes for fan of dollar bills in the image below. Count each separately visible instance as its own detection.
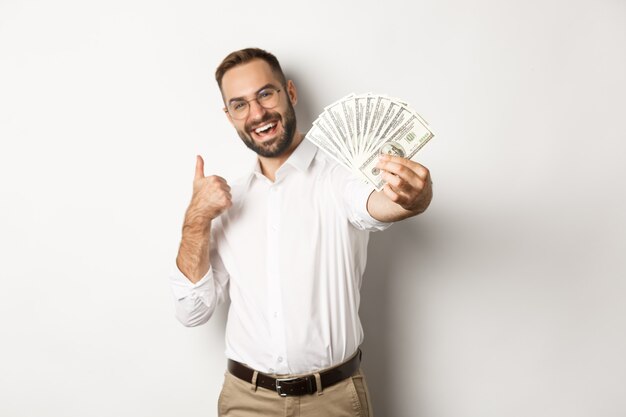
[305,93,435,191]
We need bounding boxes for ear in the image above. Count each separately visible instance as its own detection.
[220,89,235,126]
[223,107,234,127]
[286,79,298,106]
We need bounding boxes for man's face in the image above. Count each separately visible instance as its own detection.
[220,59,297,158]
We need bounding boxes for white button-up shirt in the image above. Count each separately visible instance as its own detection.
[170,139,391,374]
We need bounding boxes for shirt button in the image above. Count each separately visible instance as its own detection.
[277,356,283,363]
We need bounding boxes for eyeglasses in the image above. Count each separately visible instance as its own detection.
[224,87,282,120]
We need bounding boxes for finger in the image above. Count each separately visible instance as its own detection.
[379,155,429,179]
[377,159,419,184]
[206,175,231,191]
[218,190,232,203]
[211,175,229,185]
[382,183,404,205]
[220,192,233,211]
[195,155,205,180]
[381,171,414,194]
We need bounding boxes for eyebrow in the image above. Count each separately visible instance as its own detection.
[227,83,279,105]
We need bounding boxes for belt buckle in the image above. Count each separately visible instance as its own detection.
[275,377,312,397]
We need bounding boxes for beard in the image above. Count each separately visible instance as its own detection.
[235,101,297,158]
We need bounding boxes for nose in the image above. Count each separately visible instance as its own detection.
[247,99,267,121]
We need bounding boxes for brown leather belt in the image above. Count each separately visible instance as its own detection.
[227,350,362,397]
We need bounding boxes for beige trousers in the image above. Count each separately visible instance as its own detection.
[217,368,373,417]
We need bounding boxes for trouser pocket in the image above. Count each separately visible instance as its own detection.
[349,370,373,417]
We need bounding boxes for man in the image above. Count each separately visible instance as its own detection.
[170,47,433,417]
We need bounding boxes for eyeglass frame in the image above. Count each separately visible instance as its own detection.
[223,86,283,120]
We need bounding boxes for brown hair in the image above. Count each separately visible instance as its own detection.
[215,47,287,89]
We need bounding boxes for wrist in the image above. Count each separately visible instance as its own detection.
[182,216,212,236]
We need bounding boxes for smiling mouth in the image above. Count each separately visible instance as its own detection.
[252,121,279,140]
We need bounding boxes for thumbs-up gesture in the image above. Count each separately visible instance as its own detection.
[186,155,232,225]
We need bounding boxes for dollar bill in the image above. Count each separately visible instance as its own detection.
[313,111,354,162]
[305,93,435,191]
[306,124,352,169]
[358,115,434,191]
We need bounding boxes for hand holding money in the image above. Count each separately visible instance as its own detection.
[375,154,433,214]
[305,93,434,191]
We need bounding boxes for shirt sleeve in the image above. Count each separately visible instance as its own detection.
[168,229,229,327]
[344,176,393,231]
[330,162,392,232]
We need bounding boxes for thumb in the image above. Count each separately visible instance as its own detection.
[194,155,205,180]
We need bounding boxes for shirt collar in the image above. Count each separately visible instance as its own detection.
[249,138,318,181]
[283,138,317,173]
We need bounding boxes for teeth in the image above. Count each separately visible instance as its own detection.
[255,122,276,134]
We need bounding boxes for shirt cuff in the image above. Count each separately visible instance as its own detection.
[169,264,214,306]
[348,179,393,232]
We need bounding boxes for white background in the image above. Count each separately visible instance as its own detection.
[1,0,625,416]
